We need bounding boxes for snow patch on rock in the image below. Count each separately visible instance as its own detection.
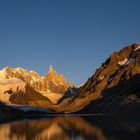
[78,84,84,88]
[68,88,75,95]
[52,79,58,86]
[99,76,104,80]
[134,45,140,51]
[108,76,114,83]
[118,58,128,66]
[127,57,135,64]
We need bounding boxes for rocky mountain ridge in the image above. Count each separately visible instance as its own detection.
[78,43,140,97]
[57,43,140,114]
[0,65,73,105]
[0,65,72,94]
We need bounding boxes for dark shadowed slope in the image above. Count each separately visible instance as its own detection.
[57,43,140,114]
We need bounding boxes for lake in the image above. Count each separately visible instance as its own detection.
[0,115,139,140]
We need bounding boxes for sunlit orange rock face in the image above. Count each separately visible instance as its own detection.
[0,65,72,94]
[0,65,73,105]
[43,65,72,94]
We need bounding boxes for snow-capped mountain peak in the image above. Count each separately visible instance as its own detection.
[0,65,73,104]
[49,65,54,73]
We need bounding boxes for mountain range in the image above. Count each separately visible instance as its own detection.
[0,65,73,106]
[0,43,140,116]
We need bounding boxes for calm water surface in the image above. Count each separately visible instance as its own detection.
[0,115,139,140]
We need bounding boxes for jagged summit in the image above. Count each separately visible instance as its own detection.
[43,65,72,94]
[49,65,54,73]
[0,65,73,105]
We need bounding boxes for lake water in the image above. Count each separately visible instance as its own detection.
[0,115,139,140]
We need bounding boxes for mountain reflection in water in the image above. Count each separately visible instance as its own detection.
[0,116,140,140]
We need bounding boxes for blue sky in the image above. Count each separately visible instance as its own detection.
[0,0,140,85]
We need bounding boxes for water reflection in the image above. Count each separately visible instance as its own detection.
[0,116,140,140]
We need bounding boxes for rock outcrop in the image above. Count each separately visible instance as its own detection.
[43,65,73,94]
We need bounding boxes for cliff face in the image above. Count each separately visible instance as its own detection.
[43,65,73,94]
[58,43,140,114]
